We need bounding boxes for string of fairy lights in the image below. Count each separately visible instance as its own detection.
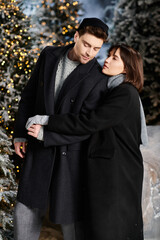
[0,0,80,229]
[36,0,80,47]
[0,0,81,176]
[0,0,39,140]
[0,0,80,136]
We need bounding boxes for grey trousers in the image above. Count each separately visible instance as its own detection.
[14,201,85,240]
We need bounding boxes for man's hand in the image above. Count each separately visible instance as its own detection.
[14,142,27,158]
[27,124,42,138]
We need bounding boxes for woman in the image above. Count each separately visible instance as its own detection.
[27,44,147,240]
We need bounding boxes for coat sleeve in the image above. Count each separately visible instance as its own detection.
[46,85,134,135]
[13,48,46,138]
[43,79,107,147]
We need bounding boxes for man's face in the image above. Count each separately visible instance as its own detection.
[72,32,104,64]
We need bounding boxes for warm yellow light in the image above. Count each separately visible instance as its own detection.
[73,1,78,6]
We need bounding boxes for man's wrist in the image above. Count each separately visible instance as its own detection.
[13,138,27,143]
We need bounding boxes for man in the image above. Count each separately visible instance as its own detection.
[13,18,108,240]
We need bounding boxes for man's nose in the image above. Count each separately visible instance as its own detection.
[86,48,93,56]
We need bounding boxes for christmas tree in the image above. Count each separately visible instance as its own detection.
[109,0,160,124]
[0,0,39,137]
[0,127,17,240]
[32,0,83,49]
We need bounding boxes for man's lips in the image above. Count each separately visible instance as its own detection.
[82,55,90,60]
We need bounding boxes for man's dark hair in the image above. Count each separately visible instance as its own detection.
[78,26,108,42]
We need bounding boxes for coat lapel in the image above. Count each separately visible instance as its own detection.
[44,44,74,114]
[55,58,97,113]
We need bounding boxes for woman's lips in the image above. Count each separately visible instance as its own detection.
[103,64,108,69]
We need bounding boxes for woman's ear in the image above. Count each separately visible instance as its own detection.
[122,68,126,74]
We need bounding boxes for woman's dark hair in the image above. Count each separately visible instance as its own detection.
[109,44,144,92]
[78,26,108,42]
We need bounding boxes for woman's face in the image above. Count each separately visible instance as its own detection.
[102,48,125,76]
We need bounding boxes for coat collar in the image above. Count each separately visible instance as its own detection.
[43,44,97,114]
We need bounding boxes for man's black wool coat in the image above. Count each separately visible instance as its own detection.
[14,44,107,224]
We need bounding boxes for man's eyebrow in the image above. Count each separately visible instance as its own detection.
[83,40,91,46]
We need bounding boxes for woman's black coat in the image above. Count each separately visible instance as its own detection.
[46,83,144,240]
[14,44,107,224]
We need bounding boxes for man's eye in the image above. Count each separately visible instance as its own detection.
[84,43,89,47]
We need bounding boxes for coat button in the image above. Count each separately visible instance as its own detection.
[70,98,75,103]
[62,151,67,156]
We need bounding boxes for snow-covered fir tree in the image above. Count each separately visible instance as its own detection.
[0,127,17,240]
[0,0,39,137]
[109,0,160,124]
[32,0,83,49]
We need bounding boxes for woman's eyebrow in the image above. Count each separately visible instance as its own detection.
[113,54,119,59]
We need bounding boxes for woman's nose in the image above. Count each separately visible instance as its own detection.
[105,58,109,64]
[106,56,111,63]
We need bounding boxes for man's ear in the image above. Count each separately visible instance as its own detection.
[74,31,79,43]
